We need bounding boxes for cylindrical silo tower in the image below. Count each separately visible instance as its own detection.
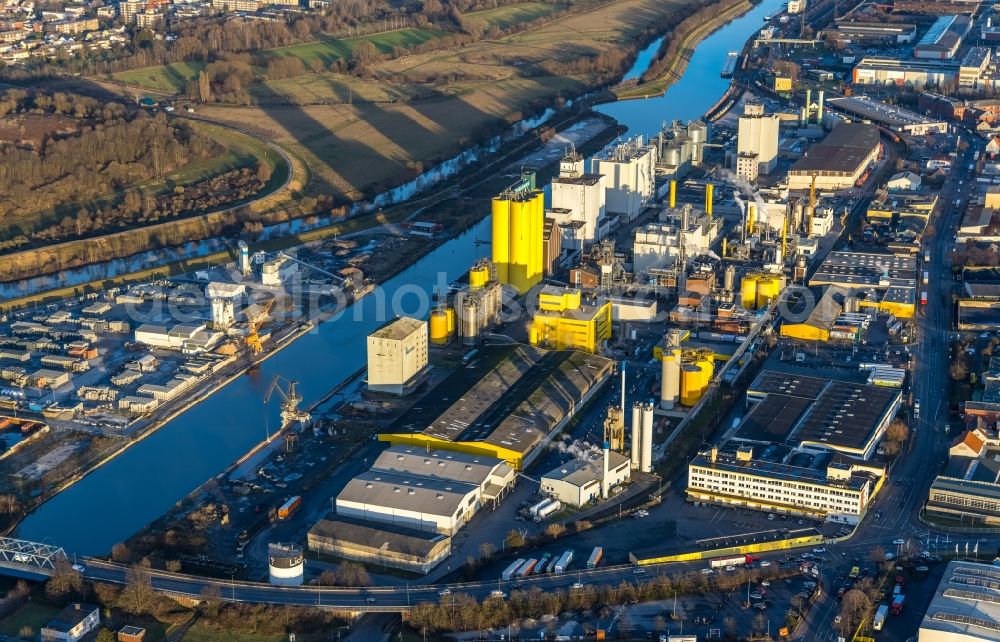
[640,402,654,473]
[268,543,304,586]
[630,401,642,470]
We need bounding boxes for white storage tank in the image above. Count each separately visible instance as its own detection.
[268,543,305,586]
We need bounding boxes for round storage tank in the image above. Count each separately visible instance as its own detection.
[469,264,489,289]
[268,543,304,586]
[680,364,702,406]
[430,310,450,345]
[740,276,758,310]
[462,298,480,345]
[756,277,781,308]
[660,351,681,410]
[664,146,681,167]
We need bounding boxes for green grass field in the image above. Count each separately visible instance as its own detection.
[465,2,555,29]
[264,28,445,66]
[0,603,61,638]
[113,61,206,93]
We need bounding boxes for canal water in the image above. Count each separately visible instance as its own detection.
[18,0,786,556]
[596,0,783,137]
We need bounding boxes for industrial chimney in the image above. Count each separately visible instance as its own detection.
[601,441,611,499]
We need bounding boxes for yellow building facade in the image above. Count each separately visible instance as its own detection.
[492,190,545,294]
[529,286,612,353]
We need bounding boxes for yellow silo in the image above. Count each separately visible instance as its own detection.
[512,199,534,293]
[741,275,759,310]
[680,364,702,406]
[491,198,510,284]
[445,306,456,334]
[469,263,489,289]
[530,191,544,283]
[697,353,715,397]
[430,310,450,345]
[756,276,783,308]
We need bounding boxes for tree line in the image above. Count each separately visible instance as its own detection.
[0,89,224,231]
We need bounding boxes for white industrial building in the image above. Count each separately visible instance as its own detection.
[334,446,516,535]
[133,323,222,353]
[592,137,656,222]
[632,205,718,276]
[205,282,246,301]
[736,101,780,182]
[918,560,1000,642]
[687,448,880,524]
[261,255,298,286]
[550,151,607,247]
[540,448,631,507]
[366,317,429,395]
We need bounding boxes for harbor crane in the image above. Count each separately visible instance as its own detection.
[244,297,276,355]
[264,374,311,431]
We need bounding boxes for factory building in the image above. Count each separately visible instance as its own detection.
[808,251,917,319]
[687,448,880,523]
[542,219,562,275]
[632,201,719,277]
[133,323,222,353]
[381,346,613,470]
[788,124,881,190]
[549,150,606,246]
[334,446,515,535]
[913,14,971,59]
[540,448,631,507]
[366,317,429,395]
[686,371,899,522]
[852,56,958,87]
[529,286,612,353]
[307,516,452,575]
[780,286,850,342]
[736,100,780,182]
[492,189,545,294]
[918,561,1000,641]
[829,20,917,45]
[826,96,948,135]
[591,137,656,222]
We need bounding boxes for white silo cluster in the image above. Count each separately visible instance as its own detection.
[630,401,655,473]
[660,329,682,410]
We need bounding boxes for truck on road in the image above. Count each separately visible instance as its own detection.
[891,594,905,615]
[873,604,888,631]
[587,547,603,568]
